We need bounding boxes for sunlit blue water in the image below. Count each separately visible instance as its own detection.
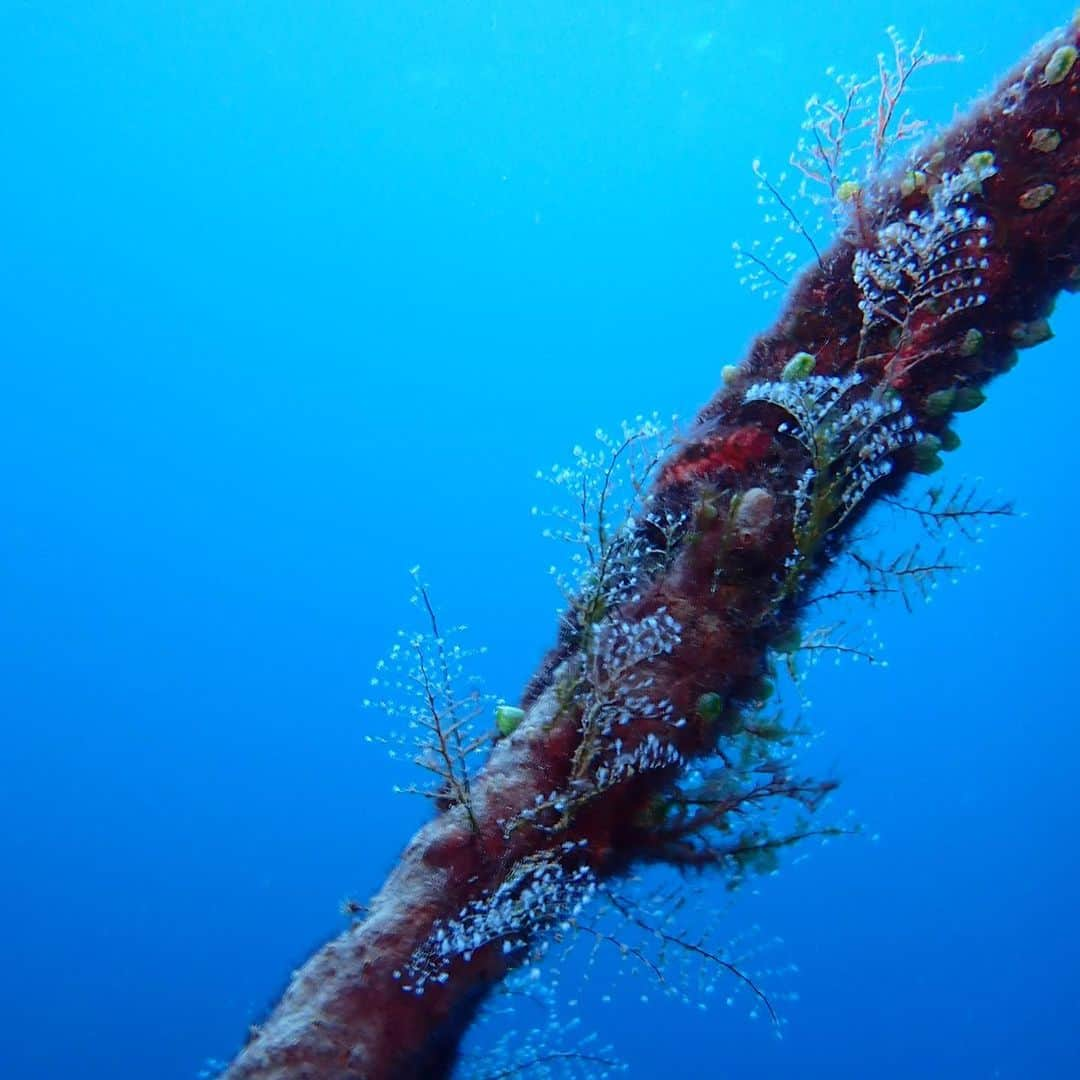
[2,2,1077,1077]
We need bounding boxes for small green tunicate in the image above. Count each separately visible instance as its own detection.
[953,386,987,412]
[912,436,944,475]
[958,150,997,193]
[696,692,725,722]
[959,328,984,357]
[696,496,720,524]
[781,351,816,382]
[495,704,525,737]
[965,150,996,172]
[1019,183,1056,210]
[913,451,944,475]
[722,364,740,386]
[900,170,928,197]
[924,388,957,418]
[1044,44,1077,85]
[1010,317,1053,348]
[1030,127,1062,152]
[837,180,860,202]
[939,428,962,453]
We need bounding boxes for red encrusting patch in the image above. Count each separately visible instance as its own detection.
[661,425,773,487]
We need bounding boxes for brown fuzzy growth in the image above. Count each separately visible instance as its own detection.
[222,20,1080,1080]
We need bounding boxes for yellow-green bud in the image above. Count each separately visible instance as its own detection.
[781,351,816,382]
[953,386,987,412]
[1009,318,1053,348]
[1044,44,1077,85]
[912,436,944,475]
[696,692,725,722]
[924,388,956,418]
[1019,184,1057,210]
[959,328,984,357]
[900,170,927,197]
[965,150,996,172]
[957,151,996,194]
[1030,127,1062,152]
[495,704,525,737]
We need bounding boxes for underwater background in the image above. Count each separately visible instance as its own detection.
[2,1,1078,1077]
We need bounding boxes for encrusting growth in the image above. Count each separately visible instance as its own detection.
[221,19,1080,1080]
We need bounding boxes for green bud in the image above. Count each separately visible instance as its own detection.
[1044,44,1077,85]
[1009,318,1053,348]
[924,388,956,417]
[958,150,996,193]
[696,692,725,722]
[1019,183,1056,210]
[912,451,943,475]
[959,328,984,357]
[953,386,987,412]
[696,496,720,523]
[781,351,816,382]
[900,170,927,197]
[1030,127,1062,152]
[965,150,996,172]
[939,428,962,453]
[912,436,944,475]
[495,704,525,737]
[837,180,860,202]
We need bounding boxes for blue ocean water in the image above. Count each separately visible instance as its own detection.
[2,2,1077,1077]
